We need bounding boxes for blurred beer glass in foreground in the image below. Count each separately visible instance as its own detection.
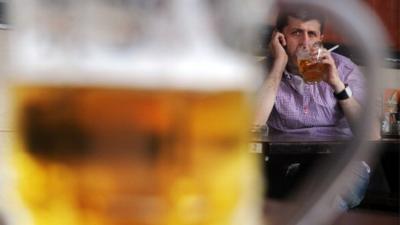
[4,0,267,225]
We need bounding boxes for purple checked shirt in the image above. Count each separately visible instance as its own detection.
[267,53,366,137]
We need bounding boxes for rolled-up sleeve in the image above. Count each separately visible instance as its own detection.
[336,56,366,106]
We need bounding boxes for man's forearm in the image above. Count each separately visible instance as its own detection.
[338,98,381,139]
[253,60,285,125]
[337,98,362,129]
[330,76,362,131]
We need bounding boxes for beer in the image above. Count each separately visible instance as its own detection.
[11,85,261,225]
[298,59,329,83]
[8,1,263,224]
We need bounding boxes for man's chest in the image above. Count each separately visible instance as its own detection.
[274,84,341,126]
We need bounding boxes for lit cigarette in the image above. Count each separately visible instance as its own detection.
[328,45,339,52]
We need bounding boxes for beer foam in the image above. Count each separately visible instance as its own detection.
[11,42,262,91]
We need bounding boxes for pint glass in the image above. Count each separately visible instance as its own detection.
[296,42,328,83]
[5,1,263,225]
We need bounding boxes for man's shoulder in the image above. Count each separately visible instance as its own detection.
[331,52,355,66]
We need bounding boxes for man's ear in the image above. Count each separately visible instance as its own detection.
[320,34,324,41]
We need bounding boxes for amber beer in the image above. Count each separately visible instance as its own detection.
[298,59,329,83]
[12,85,260,225]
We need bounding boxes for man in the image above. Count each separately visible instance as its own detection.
[254,7,365,137]
[256,6,373,210]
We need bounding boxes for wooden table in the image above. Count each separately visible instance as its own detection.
[264,199,399,225]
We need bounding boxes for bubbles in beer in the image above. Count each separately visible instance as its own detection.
[12,84,260,225]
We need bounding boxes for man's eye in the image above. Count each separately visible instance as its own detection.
[292,31,302,36]
[309,32,317,37]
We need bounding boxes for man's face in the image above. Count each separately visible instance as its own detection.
[282,16,323,66]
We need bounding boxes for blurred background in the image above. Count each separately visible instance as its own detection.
[0,0,398,225]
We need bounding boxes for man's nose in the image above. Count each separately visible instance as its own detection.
[300,34,311,46]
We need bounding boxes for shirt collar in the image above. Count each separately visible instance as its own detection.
[284,70,305,95]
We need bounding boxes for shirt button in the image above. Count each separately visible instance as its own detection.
[303,106,309,114]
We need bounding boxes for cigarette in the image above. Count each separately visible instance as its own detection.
[328,45,339,52]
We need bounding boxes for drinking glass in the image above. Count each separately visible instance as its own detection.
[4,1,265,225]
[296,41,328,84]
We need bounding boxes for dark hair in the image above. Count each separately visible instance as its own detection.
[275,4,326,33]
